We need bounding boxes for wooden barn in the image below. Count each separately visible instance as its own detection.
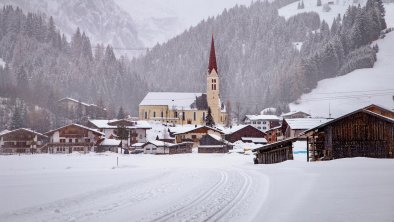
[223,125,266,143]
[303,104,394,161]
[198,134,233,153]
[0,128,48,154]
[253,138,296,164]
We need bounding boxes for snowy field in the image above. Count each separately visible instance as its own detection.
[1,153,394,222]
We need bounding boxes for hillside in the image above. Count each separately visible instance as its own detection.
[0,0,144,56]
[279,0,367,26]
[290,3,394,117]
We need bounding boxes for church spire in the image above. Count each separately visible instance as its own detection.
[208,34,218,74]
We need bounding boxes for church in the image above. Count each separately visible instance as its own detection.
[139,35,227,125]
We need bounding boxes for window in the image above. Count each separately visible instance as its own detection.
[257,121,261,124]
[161,111,164,118]
[211,79,217,90]
[69,139,72,143]
[263,121,267,124]
[60,139,66,143]
[182,112,185,121]
[144,112,147,119]
[257,127,261,129]
[263,127,267,130]
[174,112,178,118]
[85,139,91,143]
[192,135,197,139]
[75,139,78,143]
[193,112,196,121]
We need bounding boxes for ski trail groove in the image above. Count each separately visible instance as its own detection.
[149,171,228,222]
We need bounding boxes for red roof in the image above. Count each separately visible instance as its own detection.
[208,34,218,74]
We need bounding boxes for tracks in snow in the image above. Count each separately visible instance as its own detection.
[144,168,254,222]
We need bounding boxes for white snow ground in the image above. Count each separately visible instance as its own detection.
[290,3,394,118]
[1,153,394,222]
[279,0,367,26]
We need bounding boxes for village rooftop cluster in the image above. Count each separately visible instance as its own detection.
[0,36,393,164]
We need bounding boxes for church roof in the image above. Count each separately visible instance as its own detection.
[208,34,218,74]
[139,92,204,110]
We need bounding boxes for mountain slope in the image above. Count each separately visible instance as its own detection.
[290,3,394,117]
[0,0,144,53]
[279,0,367,26]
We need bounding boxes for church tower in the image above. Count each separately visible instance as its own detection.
[207,34,221,123]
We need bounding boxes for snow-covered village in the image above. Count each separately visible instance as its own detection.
[0,0,394,221]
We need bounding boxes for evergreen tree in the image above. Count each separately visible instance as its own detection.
[205,107,215,127]
[117,106,126,119]
[317,0,322,6]
[10,106,23,130]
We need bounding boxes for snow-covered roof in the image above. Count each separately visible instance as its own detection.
[45,123,105,136]
[0,128,48,138]
[168,125,202,134]
[144,140,176,147]
[220,125,249,134]
[173,126,223,135]
[0,129,10,135]
[57,97,90,107]
[131,142,145,147]
[89,119,151,129]
[245,114,280,121]
[281,111,310,117]
[241,137,267,144]
[285,118,330,130]
[99,139,121,146]
[139,92,203,110]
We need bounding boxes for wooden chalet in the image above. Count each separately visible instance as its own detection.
[303,104,394,161]
[0,128,48,154]
[253,138,297,164]
[264,125,283,144]
[198,134,233,153]
[45,124,104,154]
[173,126,224,147]
[223,125,266,143]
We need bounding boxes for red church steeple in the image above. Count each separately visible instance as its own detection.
[208,34,218,74]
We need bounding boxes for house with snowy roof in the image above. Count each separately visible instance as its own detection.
[281,118,331,139]
[45,123,104,154]
[222,125,266,143]
[243,114,281,132]
[0,128,48,154]
[57,97,106,119]
[139,35,227,125]
[87,119,151,146]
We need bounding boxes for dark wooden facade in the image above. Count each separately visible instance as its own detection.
[305,107,394,161]
[0,128,48,154]
[225,125,266,143]
[198,134,233,153]
[253,138,295,164]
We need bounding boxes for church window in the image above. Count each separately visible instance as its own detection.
[153,112,156,118]
[194,112,196,121]
[161,111,164,118]
[144,112,147,119]
[182,112,185,121]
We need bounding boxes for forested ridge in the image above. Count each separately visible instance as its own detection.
[0,0,388,131]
